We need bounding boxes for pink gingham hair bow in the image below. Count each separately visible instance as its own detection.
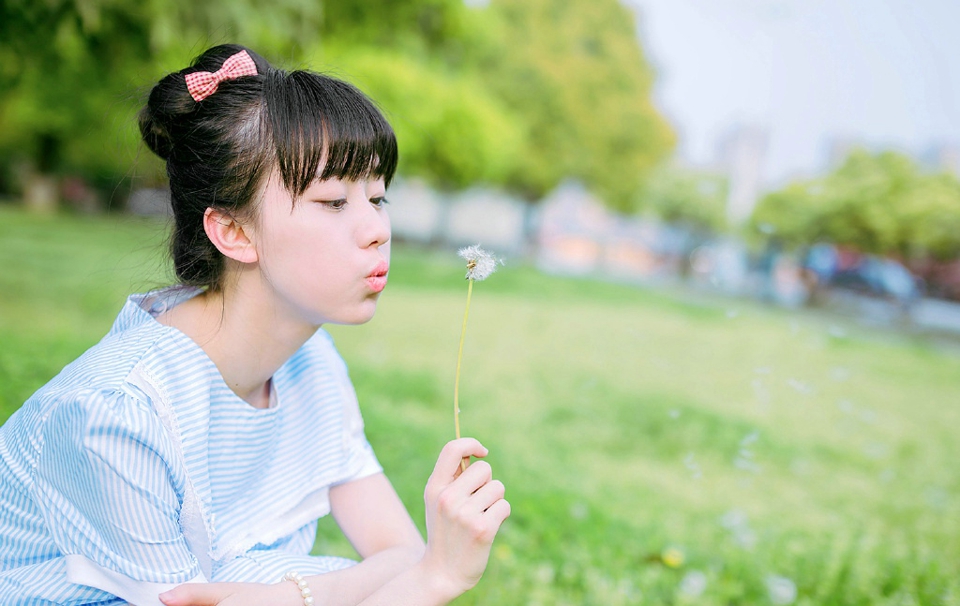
[185,50,258,102]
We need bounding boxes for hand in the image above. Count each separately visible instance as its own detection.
[420,438,511,598]
[159,580,301,606]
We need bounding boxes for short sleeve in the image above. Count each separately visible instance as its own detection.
[32,388,204,604]
[322,339,381,485]
[214,549,355,584]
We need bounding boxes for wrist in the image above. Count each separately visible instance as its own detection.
[412,557,469,605]
[278,573,312,606]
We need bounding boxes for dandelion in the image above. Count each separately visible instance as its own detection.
[786,378,814,395]
[719,509,757,549]
[679,570,708,598]
[661,547,685,568]
[683,452,702,480]
[765,575,797,605]
[459,244,498,281]
[453,245,499,471]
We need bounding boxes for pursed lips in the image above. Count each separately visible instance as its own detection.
[366,261,389,292]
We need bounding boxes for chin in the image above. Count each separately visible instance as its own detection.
[331,303,379,326]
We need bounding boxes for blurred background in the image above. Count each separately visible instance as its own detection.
[1,0,959,604]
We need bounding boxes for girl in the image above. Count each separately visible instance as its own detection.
[0,44,510,606]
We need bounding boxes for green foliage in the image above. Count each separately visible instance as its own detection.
[319,0,472,54]
[751,149,960,259]
[465,0,676,208]
[319,0,677,208]
[2,0,675,213]
[318,46,525,190]
[0,0,324,187]
[641,167,729,232]
[3,209,959,604]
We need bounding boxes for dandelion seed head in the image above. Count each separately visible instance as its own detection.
[679,570,708,597]
[569,502,589,520]
[830,366,851,382]
[458,245,499,281]
[765,575,797,605]
[828,325,847,338]
[786,378,814,395]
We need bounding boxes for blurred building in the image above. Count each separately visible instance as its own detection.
[535,180,683,281]
[716,125,768,225]
[920,142,960,176]
[384,177,528,257]
[823,135,863,171]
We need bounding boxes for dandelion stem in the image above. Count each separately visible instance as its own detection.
[454,279,474,473]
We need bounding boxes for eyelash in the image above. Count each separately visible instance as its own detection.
[319,197,388,210]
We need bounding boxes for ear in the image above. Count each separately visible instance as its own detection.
[202,208,259,264]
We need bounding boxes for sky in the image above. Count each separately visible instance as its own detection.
[624,0,960,186]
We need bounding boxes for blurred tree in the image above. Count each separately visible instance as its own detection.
[0,0,323,208]
[641,167,728,233]
[899,173,960,260]
[750,149,960,260]
[2,0,675,214]
[322,46,524,190]
[464,0,676,210]
[319,0,472,54]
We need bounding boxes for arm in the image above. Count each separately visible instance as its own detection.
[322,472,427,599]
[34,390,205,605]
[159,439,510,606]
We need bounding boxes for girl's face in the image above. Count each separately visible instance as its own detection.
[249,171,391,327]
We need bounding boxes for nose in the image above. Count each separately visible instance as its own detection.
[356,195,391,249]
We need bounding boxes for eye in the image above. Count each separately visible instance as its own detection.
[319,198,348,210]
[370,196,389,208]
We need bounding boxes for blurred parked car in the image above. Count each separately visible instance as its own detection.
[829,255,921,305]
[802,244,922,307]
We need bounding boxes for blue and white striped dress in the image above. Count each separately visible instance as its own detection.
[0,287,383,605]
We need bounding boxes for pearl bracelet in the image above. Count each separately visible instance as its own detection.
[282,571,315,606]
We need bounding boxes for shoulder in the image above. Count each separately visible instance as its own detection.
[10,383,180,491]
[38,320,168,401]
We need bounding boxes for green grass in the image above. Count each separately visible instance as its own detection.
[2,206,959,605]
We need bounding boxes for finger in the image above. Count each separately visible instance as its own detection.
[454,459,493,495]
[430,439,488,485]
[159,583,234,606]
[468,479,505,514]
[484,498,512,526]
[434,462,494,515]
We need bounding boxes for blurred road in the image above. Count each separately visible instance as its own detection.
[911,298,960,334]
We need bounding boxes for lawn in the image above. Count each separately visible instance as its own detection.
[1,206,958,605]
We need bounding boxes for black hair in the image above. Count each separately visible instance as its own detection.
[139,44,397,290]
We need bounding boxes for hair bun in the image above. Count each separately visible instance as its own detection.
[139,45,268,161]
[138,73,197,161]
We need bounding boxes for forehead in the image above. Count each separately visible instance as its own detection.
[268,72,397,196]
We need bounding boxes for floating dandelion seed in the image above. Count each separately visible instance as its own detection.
[453,245,500,472]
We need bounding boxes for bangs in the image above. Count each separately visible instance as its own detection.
[265,70,398,197]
